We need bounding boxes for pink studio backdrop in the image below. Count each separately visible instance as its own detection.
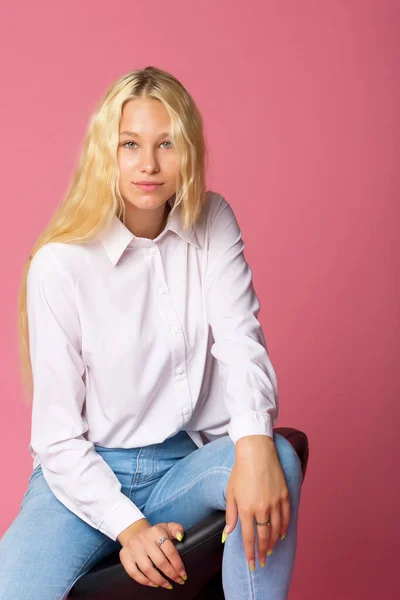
[0,1,398,598]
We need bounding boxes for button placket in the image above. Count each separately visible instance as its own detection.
[148,246,193,422]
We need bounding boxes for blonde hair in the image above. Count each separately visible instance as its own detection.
[18,65,208,404]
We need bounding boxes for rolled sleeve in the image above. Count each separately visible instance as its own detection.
[27,245,145,541]
[205,196,279,445]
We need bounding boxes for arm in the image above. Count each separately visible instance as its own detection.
[205,196,289,569]
[27,245,147,541]
[205,194,279,445]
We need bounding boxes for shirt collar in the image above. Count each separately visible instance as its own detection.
[99,195,200,266]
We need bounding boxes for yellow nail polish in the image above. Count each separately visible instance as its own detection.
[176,532,183,542]
[280,533,286,541]
[222,524,231,544]
[267,549,273,556]
[249,563,255,571]
[167,584,173,589]
[181,574,188,581]
[260,561,265,568]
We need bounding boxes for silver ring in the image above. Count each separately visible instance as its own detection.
[157,536,170,547]
[255,519,271,526]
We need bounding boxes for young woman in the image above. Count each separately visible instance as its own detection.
[0,66,303,599]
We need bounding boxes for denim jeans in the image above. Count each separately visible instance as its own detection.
[0,430,303,599]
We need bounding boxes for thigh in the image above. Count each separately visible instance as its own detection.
[0,465,121,600]
[143,431,303,530]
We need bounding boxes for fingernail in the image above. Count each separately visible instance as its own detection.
[221,525,230,543]
[280,533,286,541]
[180,572,188,580]
[267,549,273,556]
[249,561,256,571]
[163,583,173,589]
[176,532,183,542]
[178,579,186,585]
[148,583,159,587]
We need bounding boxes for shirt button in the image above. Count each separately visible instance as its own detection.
[149,247,157,255]
[159,287,166,295]
[175,366,184,375]
[172,326,179,334]
[182,407,190,415]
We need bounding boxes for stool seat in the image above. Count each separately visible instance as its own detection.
[68,427,309,599]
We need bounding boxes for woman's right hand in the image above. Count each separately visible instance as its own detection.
[118,519,188,589]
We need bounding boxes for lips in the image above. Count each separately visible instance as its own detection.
[134,183,164,192]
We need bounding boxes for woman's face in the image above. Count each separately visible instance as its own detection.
[117,96,179,212]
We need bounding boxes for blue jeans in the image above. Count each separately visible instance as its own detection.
[0,430,303,599]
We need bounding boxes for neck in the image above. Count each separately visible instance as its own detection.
[124,201,171,240]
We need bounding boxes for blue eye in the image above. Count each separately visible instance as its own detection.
[123,141,172,149]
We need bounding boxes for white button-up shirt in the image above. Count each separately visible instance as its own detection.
[26,190,278,541]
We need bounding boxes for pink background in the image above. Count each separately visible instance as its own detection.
[0,1,398,598]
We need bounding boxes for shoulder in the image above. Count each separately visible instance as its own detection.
[203,190,235,228]
[27,244,75,303]
[204,189,229,213]
[28,241,96,285]
[28,244,62,279]
[26,245,84,333]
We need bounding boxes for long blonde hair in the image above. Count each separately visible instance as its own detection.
[18,65,208,404]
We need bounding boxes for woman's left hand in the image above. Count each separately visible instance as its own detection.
[222,435,291,570]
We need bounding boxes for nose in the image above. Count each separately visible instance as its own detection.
[139,147,160,173]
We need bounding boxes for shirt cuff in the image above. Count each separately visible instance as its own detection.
[228,410,274,445]
[98,497,147,541]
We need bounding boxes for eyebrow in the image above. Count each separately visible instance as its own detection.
[119,130,170,138]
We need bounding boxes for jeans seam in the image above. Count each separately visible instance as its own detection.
[145,467,231,515]
[248,563,256,600]
[137,445,160,483]
[129,448,142,500]
[150,444,160,480]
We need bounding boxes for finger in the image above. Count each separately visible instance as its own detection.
[168,522,185,544]
[135,553,175,590]
[254,514,270,567]
[119,547,160,588]
[222,482,238,543]
[151,541,186,585]
[266,503,281,556]
[280,491,291,541]
[162,533,188,581]
[240,510,256,571]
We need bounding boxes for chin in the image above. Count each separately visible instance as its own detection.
[125,197,165,210]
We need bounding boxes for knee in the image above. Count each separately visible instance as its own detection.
[272,432,303,483]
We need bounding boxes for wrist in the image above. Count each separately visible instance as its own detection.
[117,518,152,546]
[235,434,275,456]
